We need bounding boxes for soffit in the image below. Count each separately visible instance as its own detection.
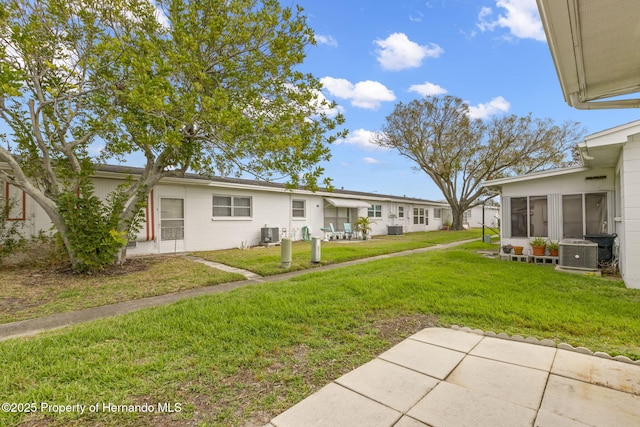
[537,0,640,108]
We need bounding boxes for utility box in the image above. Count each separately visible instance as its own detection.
[559,239,598,270]
[261,227,280,244]
[280,238,292,268]
[387,225,403,235]
[311,237,321,263]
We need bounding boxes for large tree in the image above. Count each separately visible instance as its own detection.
[374,95,583,230]
[0,0,343,270]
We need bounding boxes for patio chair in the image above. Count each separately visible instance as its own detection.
[320,223,339,240]
[343,223,354,240]
[301,226,311,241]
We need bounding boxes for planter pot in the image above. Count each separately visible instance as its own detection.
[513,246,524,255]
[532,246,545,256]
[502,245,512,254]
[549,249,559,257]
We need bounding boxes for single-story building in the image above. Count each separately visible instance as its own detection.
[1,164,451,255]
[484,120,640,289]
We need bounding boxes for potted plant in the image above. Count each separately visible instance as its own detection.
[530,237,547,256]
[355,216,373,240]
[547,240,559,257]
[442,219,452,231]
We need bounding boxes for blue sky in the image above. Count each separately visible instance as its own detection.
[294,0,640,201]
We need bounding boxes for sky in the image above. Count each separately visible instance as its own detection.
[291,0,640,201]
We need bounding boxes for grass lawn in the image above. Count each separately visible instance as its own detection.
[195,229,484,276]
[0,257,245,324]
[1,240,638,427]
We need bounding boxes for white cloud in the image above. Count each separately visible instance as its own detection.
[337,129,387,151]
[467,96,511,119]
[320,77,396,110]
[477,0,545,41]
[363,157,380,164]
[374,33,444,71]
[408,81,447,97]
[315,34,338,47]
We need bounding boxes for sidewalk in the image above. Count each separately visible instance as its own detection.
[0,239,477,341]
[267,327,640,427]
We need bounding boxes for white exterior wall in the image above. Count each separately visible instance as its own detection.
[619,136,640,289]
[498,167,615,250]
[5,171,450,257]
[466,205,500,229]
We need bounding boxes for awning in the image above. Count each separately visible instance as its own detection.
[324,197,371,209]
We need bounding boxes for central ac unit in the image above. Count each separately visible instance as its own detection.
[559,239,598,270]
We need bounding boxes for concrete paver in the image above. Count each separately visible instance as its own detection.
[469,335,556,371]
[268,327,640,427]
[334,358,439,412]
[540,374,640,426]
[378,338,465,380]
[551,349,640,395]
[408,380,537,427]
[409,325,483,352]
[446,354,548,409]
[269,382,401,427]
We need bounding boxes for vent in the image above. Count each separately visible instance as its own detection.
[261,227,280,244]
[559,239,598,270]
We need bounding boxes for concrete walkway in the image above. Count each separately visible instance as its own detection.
[0,239,476,341]
[267,327,640,427]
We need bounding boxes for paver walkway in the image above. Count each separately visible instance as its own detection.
[267,327,640,427]
[0,239,476,341]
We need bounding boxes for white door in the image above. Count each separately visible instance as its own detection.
[159,197,185,253]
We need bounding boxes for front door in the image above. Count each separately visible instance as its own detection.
[159,197,185,253]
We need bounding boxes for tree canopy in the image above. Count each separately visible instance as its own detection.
[374,95,584,230]
[0,0,344,270]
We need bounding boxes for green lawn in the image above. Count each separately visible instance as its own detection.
[0,257,245,324]
[195,229,484,276]
[1,240,638,427]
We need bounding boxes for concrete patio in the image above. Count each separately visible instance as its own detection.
[267,327,640,427]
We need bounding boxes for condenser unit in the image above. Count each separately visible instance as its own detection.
[559,239,598,270]
[260,227,280,244]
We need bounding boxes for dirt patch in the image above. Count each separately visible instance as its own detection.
[18,256,161,286]
[371,313,439,344]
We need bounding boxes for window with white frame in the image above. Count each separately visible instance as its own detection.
[434,208,442,219]
[212,195,252,217]
[292,199,305,218]
[510,195,548,237]
[398,206,404,218]
[562,192,608,238]
[413,207,427,225]
[368,205,382,218]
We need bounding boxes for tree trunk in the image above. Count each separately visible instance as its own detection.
[450,205,465,230]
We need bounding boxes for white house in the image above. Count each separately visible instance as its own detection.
[1,164,450,256]
[485,120,640,289]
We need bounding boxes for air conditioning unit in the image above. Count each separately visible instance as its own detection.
[559,239,598,270]
[260,227,280,244]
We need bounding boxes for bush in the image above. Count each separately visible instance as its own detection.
[57,184,128,273]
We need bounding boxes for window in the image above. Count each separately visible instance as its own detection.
[368,205,382,218]
[413,207,427,225]
[434,208,442,219]
[510,197,528,237]
[529,196,548,237]
[1,181,25,221]
[510,196,548,237]
[398,206,404,218]
[562,193,608,238]
[213,195,252,217]
[292,199,305,218]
